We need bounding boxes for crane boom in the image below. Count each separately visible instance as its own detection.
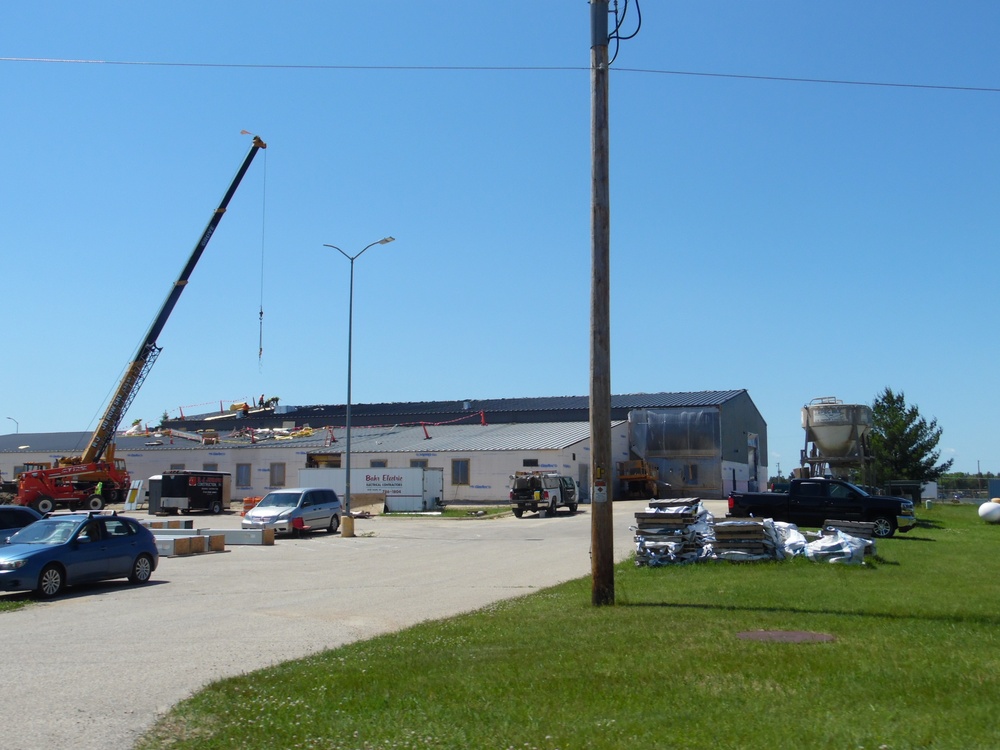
[82,136,267,463]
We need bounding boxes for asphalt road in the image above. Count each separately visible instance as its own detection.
[0,499,725,750]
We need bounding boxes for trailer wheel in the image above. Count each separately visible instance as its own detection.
[513,508,524,518]
[86,495,104,511]
[209,500,223,515]
[35,496,55,514]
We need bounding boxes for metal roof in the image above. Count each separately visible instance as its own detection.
[314,421,619,454]
[0,391,751,456]
[290,390,746,417]
[0,421,625,456]
[168,390,749,431]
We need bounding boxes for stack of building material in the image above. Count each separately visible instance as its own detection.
[712,520,773,561]
[633,498,715,566]
[821,520,876,556]
[806,527,870,564]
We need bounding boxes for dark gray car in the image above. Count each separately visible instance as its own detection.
[241,488,342,536]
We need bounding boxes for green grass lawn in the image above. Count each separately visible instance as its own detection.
[137,503,1000,750]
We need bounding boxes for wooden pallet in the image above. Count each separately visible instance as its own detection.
[713,520,770,556]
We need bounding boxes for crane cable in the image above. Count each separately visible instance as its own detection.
[257,145,268,370]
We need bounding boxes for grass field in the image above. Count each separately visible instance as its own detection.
[114,504,1000,748]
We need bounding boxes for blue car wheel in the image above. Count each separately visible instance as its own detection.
[37,564,65,598]
[129,554,154,585]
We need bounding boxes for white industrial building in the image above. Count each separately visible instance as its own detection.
[0,391,767,504]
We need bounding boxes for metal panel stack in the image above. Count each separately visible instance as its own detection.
[712,520,772,561]
[633,498,715,566]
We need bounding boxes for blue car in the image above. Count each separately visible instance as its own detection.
[0,512,159,598]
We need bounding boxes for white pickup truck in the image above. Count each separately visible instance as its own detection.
[509,473,578,517]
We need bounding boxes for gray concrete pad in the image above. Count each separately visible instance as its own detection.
[0,499,727,749]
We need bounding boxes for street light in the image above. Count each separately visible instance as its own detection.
[323,236,395,532]
[6,417,17,434]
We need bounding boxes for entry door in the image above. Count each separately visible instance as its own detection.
[577,465,589,501]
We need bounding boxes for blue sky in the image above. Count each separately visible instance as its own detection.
[1,2,998,475]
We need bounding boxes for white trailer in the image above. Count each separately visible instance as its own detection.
[298,467,444,512]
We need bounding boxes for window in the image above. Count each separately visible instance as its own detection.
[269,462,286,487]
[203,463,219,472]
[410,459,428,469]
[235,464,252,488]
[370,459,387,468]
[451,458,470,486]
[797,482,824,498]
[102,519,134,538]
[169,463,185,471]
[522,458,539,468]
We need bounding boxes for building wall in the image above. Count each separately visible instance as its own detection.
[3,423,631,505]
[719,392,769,469]
[627,400,769,500]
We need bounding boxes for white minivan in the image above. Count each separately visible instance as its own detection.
[242,487,342,536]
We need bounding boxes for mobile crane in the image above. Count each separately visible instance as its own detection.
[16,137,267,514]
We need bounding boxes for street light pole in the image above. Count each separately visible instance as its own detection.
[6,417,18,434]
[323,236,395,535]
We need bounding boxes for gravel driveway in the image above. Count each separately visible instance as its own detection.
[0,500,721,749]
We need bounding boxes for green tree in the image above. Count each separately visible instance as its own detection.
[870,387,953,482]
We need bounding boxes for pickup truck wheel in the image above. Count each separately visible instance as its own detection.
[568,503,578,513]
[547,501,557,517]
[871,517,895,538]
[512,508,524,518]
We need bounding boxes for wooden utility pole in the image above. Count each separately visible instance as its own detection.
[589,0,614,606]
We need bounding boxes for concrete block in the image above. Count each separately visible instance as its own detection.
[145,527,209,537]
[187,536,207,554]
[211,528,274,546]
[143,519,195,530]
[155,536,194,556]
[208,534,226,552]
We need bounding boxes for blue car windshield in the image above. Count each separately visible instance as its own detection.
[256,492,301,508]
[8,519,79,545]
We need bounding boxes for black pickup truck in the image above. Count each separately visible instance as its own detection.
[728,477,917,538]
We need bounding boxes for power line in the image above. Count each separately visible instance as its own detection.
[615,67,1000,94]
[2,55,998,94]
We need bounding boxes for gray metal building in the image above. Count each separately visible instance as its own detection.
[1,390,766,503]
